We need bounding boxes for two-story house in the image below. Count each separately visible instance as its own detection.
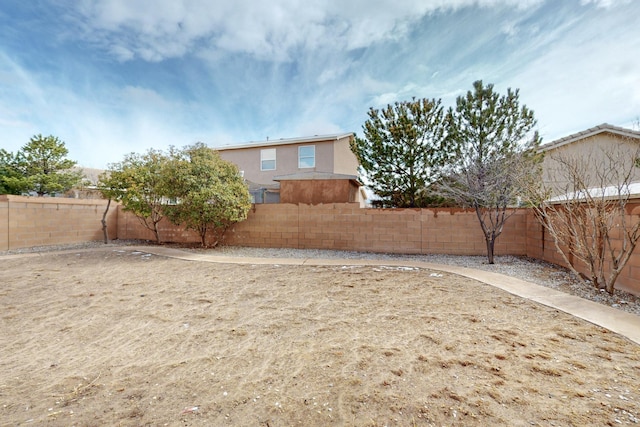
[216,133,364,205]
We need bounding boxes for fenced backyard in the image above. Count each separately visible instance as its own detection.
[3,194,640,425]
[2,194,639,295]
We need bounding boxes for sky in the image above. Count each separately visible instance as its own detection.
[1,0,639,169]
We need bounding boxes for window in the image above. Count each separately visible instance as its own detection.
[298,145,315,168]
[261,148,276,171]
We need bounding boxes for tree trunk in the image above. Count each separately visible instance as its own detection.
[485,236,495,264]
[199,225,208,247]
[474,205,496,264]
[101,199,111,244]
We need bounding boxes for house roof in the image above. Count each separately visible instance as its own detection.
[539,123,640,152]
[548,182,640,203]
[245,180,280,191]
[214,133,354,151]
[273,171,362,186]
[72,167,105,186]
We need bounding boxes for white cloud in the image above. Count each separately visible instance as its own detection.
[0,53,58,153]
[109,45,135,61]
[503,5,640,141]
[72,0,544,62]
[5,0,638,170]
[293,118,344,137]
[371,92,401,107]
[120,86,174,110]
[370,82,423,107]
[0,52,211,167]
[580,0,632,8]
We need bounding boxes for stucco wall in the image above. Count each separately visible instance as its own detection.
[332,136,360,175]
[279,179,359,204]
[542,132,640,195]
[218,140,342,185]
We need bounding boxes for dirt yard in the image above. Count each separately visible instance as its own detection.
[1,247,639,426]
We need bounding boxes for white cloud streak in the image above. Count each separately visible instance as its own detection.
[3,0,638,168]
[580,0,632,8]
[503,2,640,140]
[74,0,543,62]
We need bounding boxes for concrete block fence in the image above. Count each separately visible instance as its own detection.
[0,195,117,251]
[2,195,639,295]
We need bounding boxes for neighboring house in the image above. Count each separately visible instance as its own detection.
[539,123,640,197]
[216,133,365,205]
[64,167,104,199]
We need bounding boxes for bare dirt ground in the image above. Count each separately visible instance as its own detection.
[1,247,639,426]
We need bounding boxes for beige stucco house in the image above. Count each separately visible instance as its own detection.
[216,133,365,205]
[539,123,640,197]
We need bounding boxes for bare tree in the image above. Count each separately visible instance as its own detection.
[439,80,541,264]
[441,150,540,263]
[529,144,640,294]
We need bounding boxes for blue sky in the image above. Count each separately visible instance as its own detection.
[1,0,639,168]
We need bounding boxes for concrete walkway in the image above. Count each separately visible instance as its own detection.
[127,245,640,346]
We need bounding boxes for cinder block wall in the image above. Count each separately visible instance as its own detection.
[115,208,202,244]
[616,205,640,294]
[118,203,639,295]
[624,203,640,294]
[3,196,638,296]
[219,203,531,257]
[625,251,640,295]
[531,202,640,295]
[223,204,302,249]
[0,197,8,251]
[0,195,117,251]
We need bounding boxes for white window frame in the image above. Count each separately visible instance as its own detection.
[261,148,276,171]
[298,145,315,169]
